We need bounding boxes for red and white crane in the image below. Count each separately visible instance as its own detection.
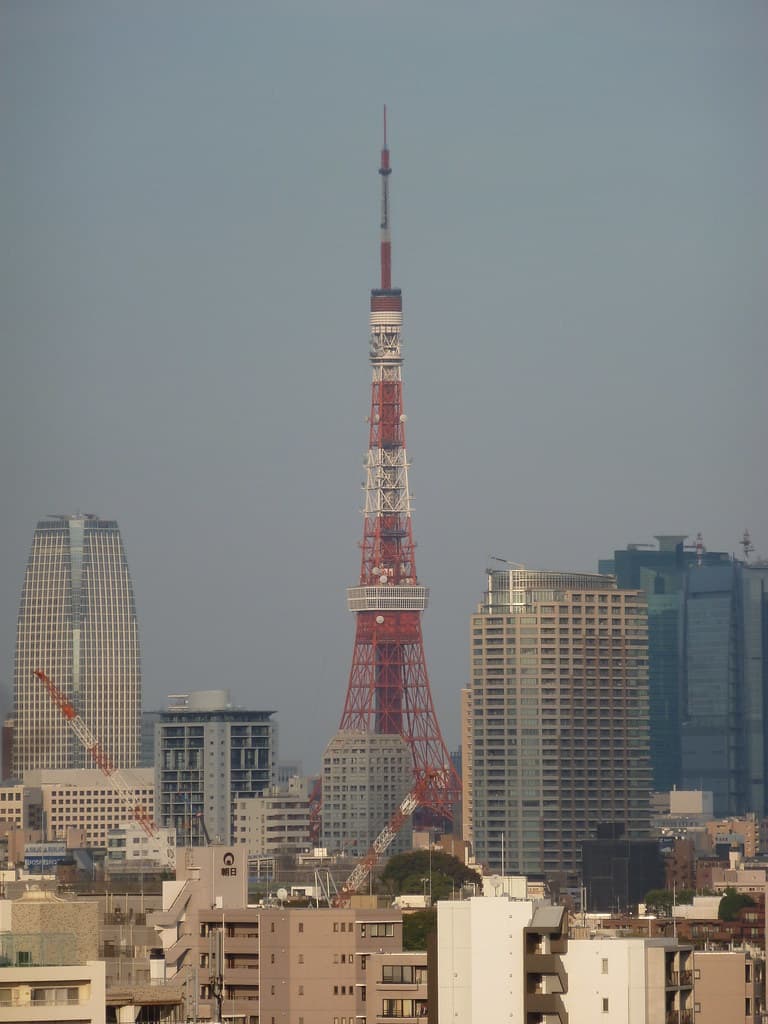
[33,668,156,837]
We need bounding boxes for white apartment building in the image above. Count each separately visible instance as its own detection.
[106,820,176,870]
[563,936,694,1023]
[436,897,567,1023]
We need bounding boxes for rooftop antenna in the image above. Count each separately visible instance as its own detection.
[695,532,704,568]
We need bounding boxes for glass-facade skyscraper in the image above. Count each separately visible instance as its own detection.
[13,514,142,775]
[680,562,768,816]
[599,535,730,792]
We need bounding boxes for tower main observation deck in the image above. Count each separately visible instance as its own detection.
[339,111,461,819]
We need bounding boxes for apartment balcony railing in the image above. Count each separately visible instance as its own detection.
[665,1011,694,1024]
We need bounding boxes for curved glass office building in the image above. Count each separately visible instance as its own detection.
[13,514,142,775]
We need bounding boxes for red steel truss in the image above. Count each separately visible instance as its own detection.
[339,111,461,818]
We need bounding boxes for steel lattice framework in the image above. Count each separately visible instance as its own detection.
[339,112,460,818]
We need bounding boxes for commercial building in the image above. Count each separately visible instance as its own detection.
[22,768,154,849]
[599,535,730,793]
[463,566,651,876]
[680,562,768,816]
[321,730,413,857]
[13,514,142,775]
[155,690,276,845]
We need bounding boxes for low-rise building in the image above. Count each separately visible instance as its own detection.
[106,821,176,872]
[0,887,105,1024]
[0,959,106,1024]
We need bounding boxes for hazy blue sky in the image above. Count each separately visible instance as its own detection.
[2,1,766,772]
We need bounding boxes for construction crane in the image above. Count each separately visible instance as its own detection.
[331,769,449,907]
[33,668,156,837]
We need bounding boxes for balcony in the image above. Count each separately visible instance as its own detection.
[666,969,693,988]
[525,992,567,1024]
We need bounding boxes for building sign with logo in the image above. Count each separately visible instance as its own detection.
[24,842,67,872]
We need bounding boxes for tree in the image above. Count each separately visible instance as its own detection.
[381,850,482,901]
[402,908,436,951]
[718,887,755,922]
[643,888,694,915]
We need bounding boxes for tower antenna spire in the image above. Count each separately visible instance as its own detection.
[379,104,392,290]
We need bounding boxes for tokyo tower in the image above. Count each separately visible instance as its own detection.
[339,110,460,818]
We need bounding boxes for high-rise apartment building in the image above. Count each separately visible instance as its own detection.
[599,535,729,792]
[680,561,768,816]
[463,567,651,877]
[155,690,276,845]
[321,729,413,856]
[13,514,142,775]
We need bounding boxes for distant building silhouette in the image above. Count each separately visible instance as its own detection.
[13,514,141,775]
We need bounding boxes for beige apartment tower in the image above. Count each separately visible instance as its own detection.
[463,567,651,876]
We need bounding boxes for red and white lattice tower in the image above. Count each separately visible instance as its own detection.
[339,110,461,818]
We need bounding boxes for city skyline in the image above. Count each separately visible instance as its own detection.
[2,2,766,772]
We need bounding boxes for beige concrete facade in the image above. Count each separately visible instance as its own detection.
[693,950,764,1024]
[150,852,416,1023]
[234,789,311,857]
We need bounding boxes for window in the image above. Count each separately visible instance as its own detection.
[602,997,609,1013]
[601,958,608,974]
[369,922,395,937]
[298,985,304,996]
[298,921,304,932]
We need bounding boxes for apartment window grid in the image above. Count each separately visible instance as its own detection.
[467,572,651,874]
